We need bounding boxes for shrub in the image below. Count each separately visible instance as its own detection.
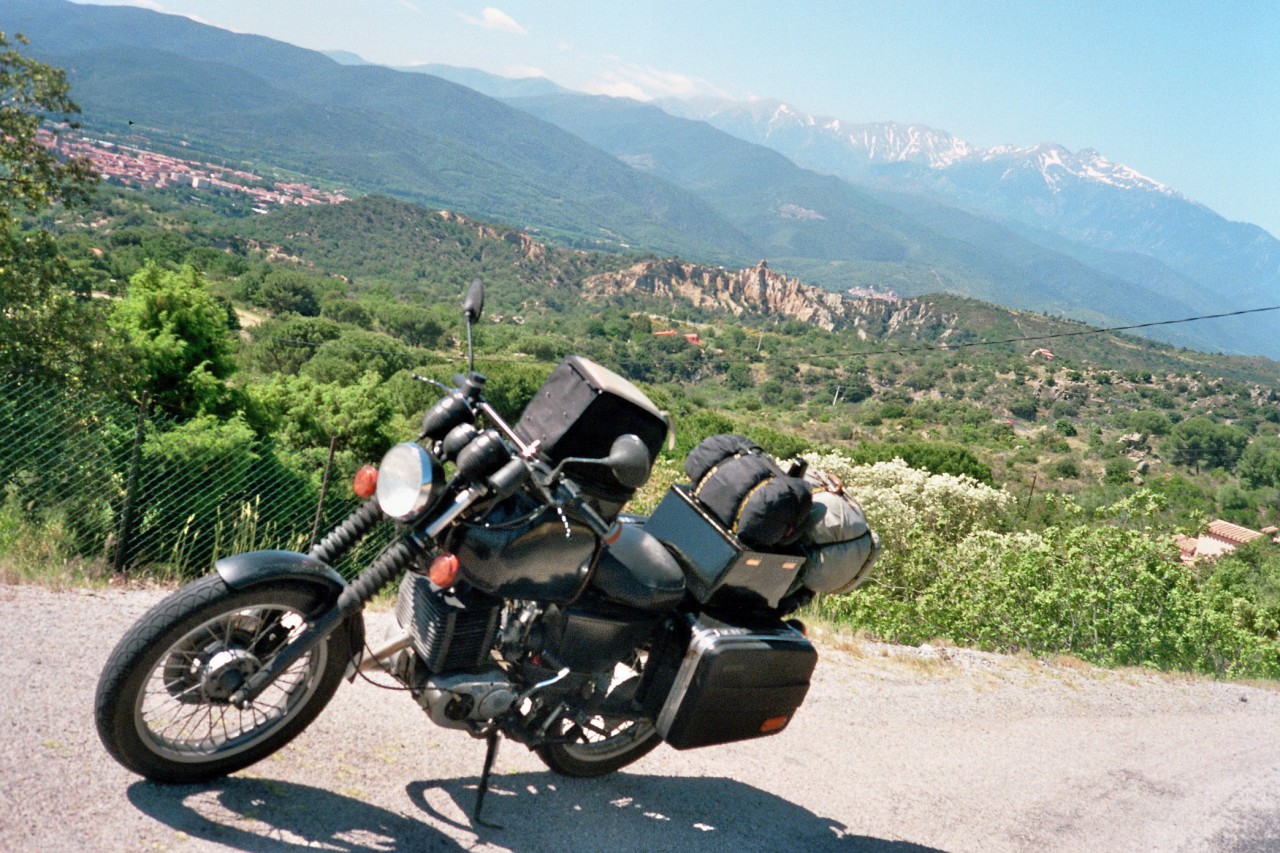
[814,488,1280,677]
[1046,458,1080,479]
[837,441,993,484]
[1008,398,1038,420]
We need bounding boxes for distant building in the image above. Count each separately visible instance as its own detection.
[1175,520,1278,564]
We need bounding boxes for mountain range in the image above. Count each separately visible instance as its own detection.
[10,0,1279,359]
[657,98,1280,310]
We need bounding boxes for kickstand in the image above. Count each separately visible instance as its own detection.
[472,731,503,830]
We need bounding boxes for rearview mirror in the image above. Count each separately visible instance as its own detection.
[604,434,651,489]
[463,277,484,323]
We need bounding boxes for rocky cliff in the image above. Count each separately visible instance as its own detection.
[581,258,955,340]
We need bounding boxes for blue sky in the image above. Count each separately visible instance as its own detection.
[78,0,1280,237]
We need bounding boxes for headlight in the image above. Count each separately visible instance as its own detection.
[376,443,442,522]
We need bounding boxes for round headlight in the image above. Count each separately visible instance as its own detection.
[376,443,441,521]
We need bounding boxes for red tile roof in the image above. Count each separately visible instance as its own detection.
[1205,519,1265,545]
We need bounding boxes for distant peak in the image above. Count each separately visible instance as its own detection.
[669,96,1176,196]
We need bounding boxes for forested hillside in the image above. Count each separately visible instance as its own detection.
[34,187,1280,534]
[6,87,1280,676]
[11,0,1277,359]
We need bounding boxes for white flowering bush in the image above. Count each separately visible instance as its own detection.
[802,454,1014,551]
[801,452,1280,676]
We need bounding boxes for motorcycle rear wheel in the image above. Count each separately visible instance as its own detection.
[536,718,661,778]
[94,574,353,783]
[535,671,661,778]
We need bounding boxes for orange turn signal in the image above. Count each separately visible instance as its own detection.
[428,553,460,588]
[759,715,790,733]
[353,465,378,498]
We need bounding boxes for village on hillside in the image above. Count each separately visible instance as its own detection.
[38,129,349,211]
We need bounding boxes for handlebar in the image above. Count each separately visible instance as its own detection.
[414,370,619,543]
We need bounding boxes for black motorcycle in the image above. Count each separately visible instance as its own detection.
[94,280,837,824]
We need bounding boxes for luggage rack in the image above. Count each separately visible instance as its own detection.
[645,484,804,608]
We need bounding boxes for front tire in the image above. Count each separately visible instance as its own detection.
[95,575,354,783]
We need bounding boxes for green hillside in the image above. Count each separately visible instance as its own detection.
[13,178,1280,676]
[13,0,753,258]
[14,0,1269,361]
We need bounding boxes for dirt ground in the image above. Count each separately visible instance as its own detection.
[2,582,1278,852]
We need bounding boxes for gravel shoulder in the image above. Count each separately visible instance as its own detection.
[2,582,1279,852]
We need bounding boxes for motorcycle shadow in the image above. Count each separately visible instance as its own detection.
[407,772,945,852]
[126,777,468,852]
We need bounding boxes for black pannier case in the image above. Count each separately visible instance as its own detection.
[639,613,817,750]
[645,485,804,608]
[515,356,667,507]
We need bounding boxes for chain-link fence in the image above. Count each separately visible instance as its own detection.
[0,375,390,579]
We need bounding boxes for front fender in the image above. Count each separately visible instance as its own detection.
[215,549,365,657]
[216,549,347,594]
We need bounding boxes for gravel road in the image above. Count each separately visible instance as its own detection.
[3,583,1279,852]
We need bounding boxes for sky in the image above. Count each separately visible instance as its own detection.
[77,0,1280,237]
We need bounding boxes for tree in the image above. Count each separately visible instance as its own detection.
[1166,416,1248,473]
[1008,398,1038,420]
[258,269,321,317]
[725,362,753,391]
[109,264,237,418]
[0,34,105,383]
[1239,436,1280,490]
[243,314,342,376]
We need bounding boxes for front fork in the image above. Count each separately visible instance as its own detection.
[229,483,495,707]
[309,498,383,565]
[228,505,419,708]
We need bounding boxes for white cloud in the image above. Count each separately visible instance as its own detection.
[396,0,422,13]
[582,64,731,101]
[503,64,548,80]
[588,80,651,100]
[459,7,527,35]
[115,0,167,11]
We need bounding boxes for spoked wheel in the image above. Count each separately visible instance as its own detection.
[95,575,354,783]
[535,658,662,778]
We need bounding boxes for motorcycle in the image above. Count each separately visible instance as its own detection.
[94,279,830,825]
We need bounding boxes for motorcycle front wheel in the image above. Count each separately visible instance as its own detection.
[94,574,354,783]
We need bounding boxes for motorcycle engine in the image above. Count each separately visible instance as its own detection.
[419,670,518,729]
[393,574,513,728]
[394,574,502,671]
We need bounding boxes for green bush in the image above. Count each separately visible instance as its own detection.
[815,488,1280,678]
[1008,398,1038,420]
[841,441,993,484]
[1046,458,1080,479]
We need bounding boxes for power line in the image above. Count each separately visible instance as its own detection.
[253,303,1280,367]
[862,304,1280,357]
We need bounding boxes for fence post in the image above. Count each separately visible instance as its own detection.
[113,391,148,575]
[309,435,339,549]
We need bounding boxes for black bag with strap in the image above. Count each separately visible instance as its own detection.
[685,435,812,549]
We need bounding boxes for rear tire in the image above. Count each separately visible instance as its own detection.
[94,574,354,783]
[536,718,661,778]
[535,667,662,778]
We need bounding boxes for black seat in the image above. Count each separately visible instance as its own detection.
[591,520,687,610]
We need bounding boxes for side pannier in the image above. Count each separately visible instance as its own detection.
[684,434,812,550]
[797,470,881,595]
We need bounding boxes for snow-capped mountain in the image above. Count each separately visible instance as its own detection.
[661,96,1279,320]
[663,97,1175,196]
[978,143,1176,196]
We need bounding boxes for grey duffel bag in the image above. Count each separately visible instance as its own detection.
[798,472,881,595]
